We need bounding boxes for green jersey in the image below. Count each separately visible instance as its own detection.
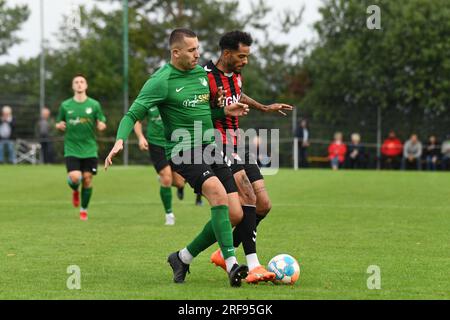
[117,63,225,158]
[145,106,166,148]
[57,97,106,158]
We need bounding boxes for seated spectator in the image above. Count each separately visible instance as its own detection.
[424,135,440,171]
[381,130,403,169]
[346,133,367,169]
[401,134,422,170]
[441,135,450,171]
[328,132,347,170]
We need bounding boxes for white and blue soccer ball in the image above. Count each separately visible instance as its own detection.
[267,254,300,285]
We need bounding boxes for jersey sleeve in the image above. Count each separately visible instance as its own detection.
[116,77,167,141]
[56,103,66,122]
[95,101,107,123]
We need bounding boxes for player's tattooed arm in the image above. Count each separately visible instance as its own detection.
[241,93,294,116]
[224,102,249,117]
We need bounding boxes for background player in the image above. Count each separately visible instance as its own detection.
[134,106,203,226]
[206,31,293,280]
[56,74,107,220]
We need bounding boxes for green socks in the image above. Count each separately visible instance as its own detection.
[187,221,217,257]
[186,206,236,259]
[210,205,235,259]
[160,186,173,214]
[81,187,92,209]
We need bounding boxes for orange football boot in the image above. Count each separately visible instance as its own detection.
[245,265,276,283]
[210,249,226,271]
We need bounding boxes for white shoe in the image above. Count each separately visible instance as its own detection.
[165,213,175,226]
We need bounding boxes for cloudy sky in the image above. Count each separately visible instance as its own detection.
[1,0,322,63]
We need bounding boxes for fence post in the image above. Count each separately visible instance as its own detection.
[293,107,298,170]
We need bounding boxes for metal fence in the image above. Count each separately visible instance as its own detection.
[2,97,450,170]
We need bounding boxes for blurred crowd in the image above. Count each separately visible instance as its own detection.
[0,105,56,165]
[2,105,450,171]
[295,119,450,171]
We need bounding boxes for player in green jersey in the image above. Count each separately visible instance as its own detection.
[134,106,188,226]
[56,74,107,221]
[105,28,251,287]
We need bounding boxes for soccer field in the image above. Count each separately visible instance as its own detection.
[1,166,449,300]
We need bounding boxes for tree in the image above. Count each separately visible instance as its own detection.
[301,0,450,138]
[0,0,30,55]
[0,0,306,158]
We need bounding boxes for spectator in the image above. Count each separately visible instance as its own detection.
[381,130,403,169]
[328,132,347,170]
[423,135,440,171]
[401,134,422,170]
[346,133,367,169]
[440,135,450,171]
[0,105,16,164]
[295,119,310,168]
[252,134,271,168]
[35,107,56,164]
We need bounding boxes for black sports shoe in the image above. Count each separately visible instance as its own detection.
[167,251,190,283]
[177,187,184,200]
[228,264,248,287]
[195,194,203,206]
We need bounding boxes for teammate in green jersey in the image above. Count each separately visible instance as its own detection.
[56,74,107,221]
[134,107,188,226]
[105,28,251,287]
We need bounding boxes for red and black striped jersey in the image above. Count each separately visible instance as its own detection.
[204,60,243,146]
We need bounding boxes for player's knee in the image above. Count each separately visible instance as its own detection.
[256,197,272,216]
[202,178,228,206]
[82,177,92,188]
[69,173,82,184]
[160,173,172,187]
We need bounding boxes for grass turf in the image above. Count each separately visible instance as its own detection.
[1,165,449,299]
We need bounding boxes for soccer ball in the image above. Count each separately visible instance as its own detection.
[267,254,300,285]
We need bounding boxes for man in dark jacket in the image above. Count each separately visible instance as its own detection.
[296,119,310,168]
[35,107,56,164]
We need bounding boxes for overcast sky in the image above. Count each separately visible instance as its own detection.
[1,0,322,64]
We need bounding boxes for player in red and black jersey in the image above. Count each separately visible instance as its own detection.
[205,31,293,283]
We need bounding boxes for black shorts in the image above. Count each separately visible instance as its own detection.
[169,145,238,195]
[224,148,264,183]
[149,143,170,173]
[65,157,98,175]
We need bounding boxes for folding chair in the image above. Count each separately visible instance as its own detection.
[15,139,41,164]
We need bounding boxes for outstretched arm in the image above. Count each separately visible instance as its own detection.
[240,93,293,116]
[105,139,124,170]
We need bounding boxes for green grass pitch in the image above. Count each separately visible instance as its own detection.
[1,165,450,299]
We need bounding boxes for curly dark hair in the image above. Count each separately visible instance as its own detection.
[219,31,253,51]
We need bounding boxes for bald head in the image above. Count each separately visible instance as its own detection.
[41,107,51,119]
[169,28,197,49]
[169,28,200,71]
